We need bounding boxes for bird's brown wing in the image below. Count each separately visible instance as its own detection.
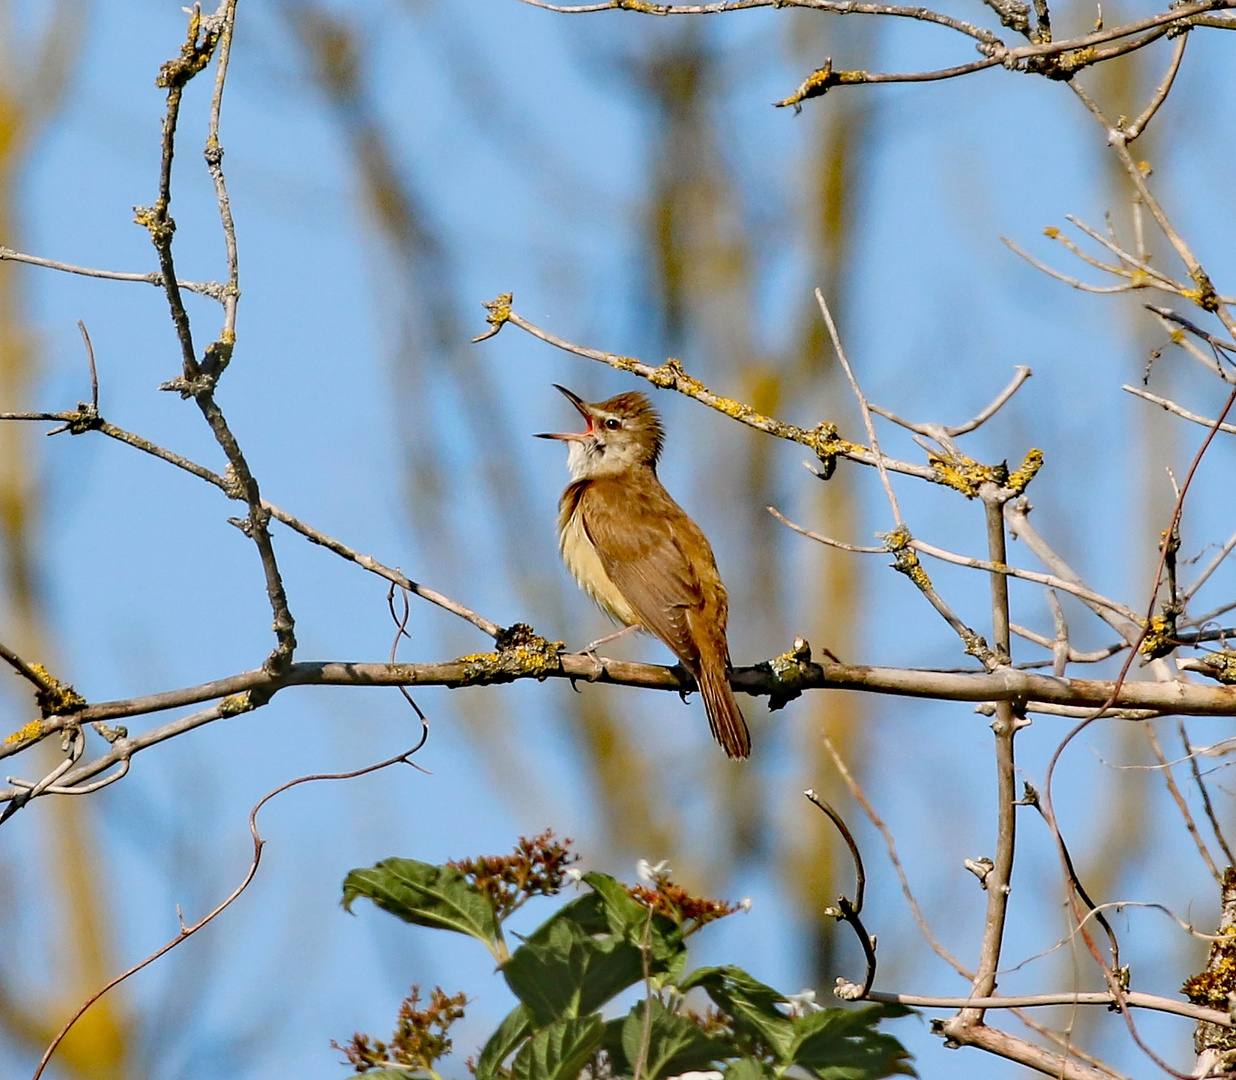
[578,476,706,667]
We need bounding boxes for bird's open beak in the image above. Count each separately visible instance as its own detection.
[534,384,593,441]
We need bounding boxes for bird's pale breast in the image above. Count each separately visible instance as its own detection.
[558,492,642,628]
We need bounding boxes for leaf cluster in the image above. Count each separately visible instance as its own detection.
[340,836,913,1080]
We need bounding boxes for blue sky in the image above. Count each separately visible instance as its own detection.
[4,1,1236,1078]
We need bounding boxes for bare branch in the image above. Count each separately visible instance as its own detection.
[1123,384,1236,436]
[1145,722,1222,882]
[490,301,942,483]
[0,245,224,298]
[869,989,1231,1027]
[1125,33,1189,140]
[815,288,904,527]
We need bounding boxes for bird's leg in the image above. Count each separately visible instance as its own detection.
[577,624,641,681]
[583,623,641,653]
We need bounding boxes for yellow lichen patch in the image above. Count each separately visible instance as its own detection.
[29,664,87,717]
[811,422,863,480]
[775,59,837,113]
[1183,924,1236,1007]
[4,719,44,746]
[1190,269,1220,312]
[482,292,512,329]
[882,527,934,591]
[1139,614,1178,660]
[219,692,256,717]
[1043,226,1060,239]
[1007,449,1044,494]
[1190,651,1236,685]
[459,624,565,686]
[929,447,993,494]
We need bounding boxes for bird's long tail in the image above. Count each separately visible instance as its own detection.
[696,657,751,759]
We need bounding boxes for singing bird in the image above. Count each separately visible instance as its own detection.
[536,385,751,759]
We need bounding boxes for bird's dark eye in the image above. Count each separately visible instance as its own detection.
[604,418,621,430]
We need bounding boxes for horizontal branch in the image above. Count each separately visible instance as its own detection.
[867,989,1230,1027]
[7,642,1236,804]
[0,245,224,298]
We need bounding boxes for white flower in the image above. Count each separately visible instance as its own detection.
[739,896,753,912]
[784,989,824,1017]
[564,867,583,883]
[636,858,672,883]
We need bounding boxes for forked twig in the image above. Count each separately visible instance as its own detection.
[32,736,429,1080]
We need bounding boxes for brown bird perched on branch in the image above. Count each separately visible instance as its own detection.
[536,385,750,759]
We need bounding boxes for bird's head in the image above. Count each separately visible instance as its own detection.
[535,384,664,479]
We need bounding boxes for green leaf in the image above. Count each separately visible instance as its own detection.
[620,997,726,1080]
[582,872,651,935]
[352,1071,421,1080]
[788,1005,915,1080]
[679,967,792,1060]
[510,1015,605,1080]
[524,891,610,945]
[724,1059,778,1080]
[475,1003,532,1080]
[502,918,644,1025]
[341,859,501,952]
[583,872,686,967]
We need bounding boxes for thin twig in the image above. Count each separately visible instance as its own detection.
[0,245,224,298]
[1123,384,1236,436]
[494,304,942,484]
[814,288,903,526]
[31,737,429,1080]
[1144,722,1222,882]
[821,733,970,976]
[1124,33,1188,140]
[804,788,876,996]
[1181,719,1236,867]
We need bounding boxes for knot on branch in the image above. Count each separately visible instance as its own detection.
[648,358,700,392]
[28,665,87,718]
[156,6,221,90]
[930,449,1041,498]
[222,463,245,499]
[159,372,217,398]
[757,636,818,711]
[776,59,838,113]
[811,422,857,481]
[472,292,513,342]
[962,629,999,666]
[1188,269,1221,313]
[1183,872,1236,1063]
[984,0,1030,34]
[218,691,257,717]
[457,624,565,686]
[133,205,176,246]
[1028,47,1097,79]
[48,402,101,437]
[202,335,235,380]
[882,527,932,589]
[3,719,45,748]
[1182,651,1236,685]
[1140,613,1179,660]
